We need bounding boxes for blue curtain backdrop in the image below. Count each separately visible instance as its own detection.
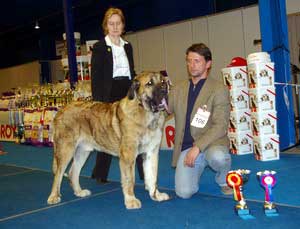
[259,0,296,149]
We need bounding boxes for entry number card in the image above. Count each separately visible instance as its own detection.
[191,107,210,128]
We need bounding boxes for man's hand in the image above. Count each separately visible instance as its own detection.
[184,145,200,167]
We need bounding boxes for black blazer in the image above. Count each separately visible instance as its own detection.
[91,39,135,102]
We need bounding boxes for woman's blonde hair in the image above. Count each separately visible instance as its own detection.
[102,7,125,35]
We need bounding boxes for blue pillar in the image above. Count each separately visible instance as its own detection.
[63,0,77,89]
[258,0,296,149]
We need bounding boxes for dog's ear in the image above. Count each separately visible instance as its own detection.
[127,79,140,100]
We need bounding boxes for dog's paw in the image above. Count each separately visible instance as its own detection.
[74,189,91,198]
[125,197,142,209]
[47,195,61,205]
[151,190,170,202]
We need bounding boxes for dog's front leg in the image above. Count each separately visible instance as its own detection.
[119,150,141,209]
[144,149,170,202]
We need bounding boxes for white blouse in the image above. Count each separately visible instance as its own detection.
[105,35,131,79]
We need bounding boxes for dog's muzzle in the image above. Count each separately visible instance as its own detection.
[149,82,170,113]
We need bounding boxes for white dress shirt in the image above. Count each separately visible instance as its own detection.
[105,35,131,79]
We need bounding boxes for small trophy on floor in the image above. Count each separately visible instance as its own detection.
[226,169,251,217]
[256,170,279,217]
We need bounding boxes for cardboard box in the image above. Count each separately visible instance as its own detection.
[229,109,251,132]
[253,134,280,161]
[247,62,274,88]
[228,130,253,155]
[230,88,250,111]
[222,66,248,90]
[249,86,276,112]
[251,111,277,136]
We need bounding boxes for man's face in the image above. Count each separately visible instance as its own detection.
[186,51,211,78]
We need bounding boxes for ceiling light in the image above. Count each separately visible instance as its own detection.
[34,21,40,29]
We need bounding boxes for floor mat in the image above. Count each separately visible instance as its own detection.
[1,142,300,206]
[0,171,299,229]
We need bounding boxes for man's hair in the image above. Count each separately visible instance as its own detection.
[186,43,212,61]
[102,7,125,35]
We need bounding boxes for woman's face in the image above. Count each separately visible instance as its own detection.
[107,14,124,37]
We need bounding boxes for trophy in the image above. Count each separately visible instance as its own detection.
[226,169,252,218]
[256,170,278,216]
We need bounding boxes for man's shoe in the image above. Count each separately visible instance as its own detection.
[221,186,233,195]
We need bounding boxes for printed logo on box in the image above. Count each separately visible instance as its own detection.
[248,63,275,88]
[222,67,248,89]
[230,89,250,111]
[253,135,280,161]
[252,112,277,136]
[228,131,253,155]
[229,110,251,132]
[249,87,276,112]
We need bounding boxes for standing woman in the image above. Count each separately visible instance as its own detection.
[91,7,144,183]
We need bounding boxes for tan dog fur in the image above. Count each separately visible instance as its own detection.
[47,71,170,209]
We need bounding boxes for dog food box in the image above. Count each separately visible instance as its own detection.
[230,88,250,111]
[229,109,251,132]
[221,66,248,90]
[253,134,280,161]
[247,62,274,88]
[228,130,253,155]
[249,86,276,112]
[251,111,277,136]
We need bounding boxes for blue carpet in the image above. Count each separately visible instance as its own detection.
[0,164,31,175]
[0,168,121,220]
[0,178,299,229]
[1,142,300,228]
[1,142,300,206]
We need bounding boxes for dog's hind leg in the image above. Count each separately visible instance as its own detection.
[69,146,91,198]
[47,143,74,205]
[52,144,58,175]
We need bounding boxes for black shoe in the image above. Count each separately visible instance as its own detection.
[96,178,110,184]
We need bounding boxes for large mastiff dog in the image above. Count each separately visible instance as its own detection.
[47,71,170,209]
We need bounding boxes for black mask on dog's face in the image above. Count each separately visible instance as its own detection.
[127,79,140,100]
[149,77,169,113]
[127,72,170,113]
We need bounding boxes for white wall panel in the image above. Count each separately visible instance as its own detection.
[192,17,209,45]
[286,0,300,15]
[124,33,141,74]
[208,10,245,81]
[242,6,261,56]
[163,21,193,84]
[136,28,165,73]
[0,61,40,94]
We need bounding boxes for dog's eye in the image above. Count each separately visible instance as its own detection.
[146,80,153,86]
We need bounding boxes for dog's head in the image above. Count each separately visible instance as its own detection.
[128,71,170,113]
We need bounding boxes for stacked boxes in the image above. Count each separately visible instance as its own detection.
[247,52,279,161]
[222,65,253,155]
[249,86,276,112]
